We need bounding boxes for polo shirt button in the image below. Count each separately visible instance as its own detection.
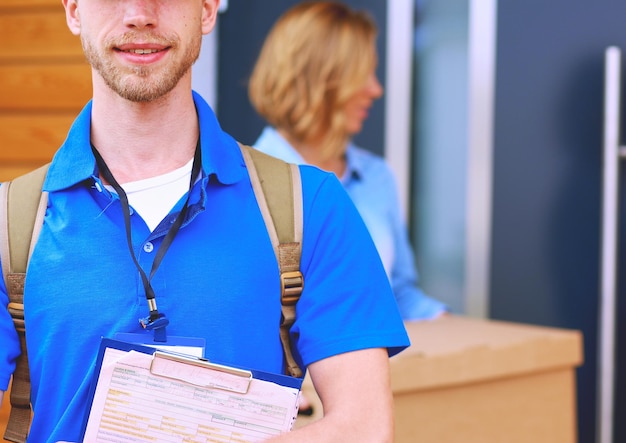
[143,242,154,253]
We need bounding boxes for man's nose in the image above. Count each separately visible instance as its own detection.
[123,0,158,29]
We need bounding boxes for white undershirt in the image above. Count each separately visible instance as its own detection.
[105,158,194,231]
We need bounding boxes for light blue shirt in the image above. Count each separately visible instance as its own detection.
[254,126,448,320]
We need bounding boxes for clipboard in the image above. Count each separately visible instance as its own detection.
[80,338,303,442]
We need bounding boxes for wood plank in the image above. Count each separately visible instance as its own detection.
[0,114,75,161]
[0,10,82,60]
[1,387,10,443]
[0,63,92,111]
[0,163,49,182]
[0,0,60,9]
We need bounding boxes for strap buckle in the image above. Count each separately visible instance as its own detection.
[280,271,303,305]
[7,302,25,333]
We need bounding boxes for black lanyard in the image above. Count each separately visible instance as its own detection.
[92,141,202,341]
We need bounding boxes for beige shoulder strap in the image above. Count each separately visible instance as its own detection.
[239,144,304,378]
[0,163,49,443]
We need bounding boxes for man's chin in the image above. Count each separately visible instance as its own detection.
[107,78,176,103]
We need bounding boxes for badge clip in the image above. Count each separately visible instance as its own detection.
[139,313,169,343]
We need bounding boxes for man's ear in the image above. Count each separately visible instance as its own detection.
[62,0,81,36]
[201,0,220,36]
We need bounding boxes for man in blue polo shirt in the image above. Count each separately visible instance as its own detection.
[0,1,410,442]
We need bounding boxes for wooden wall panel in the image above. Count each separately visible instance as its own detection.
[0,64,92,110]
[0,392,9,443]
[0,165,41,183]
[0,115,74,161]
[1,10,83,60]
[1,0,60,7]
[0,3,90,182]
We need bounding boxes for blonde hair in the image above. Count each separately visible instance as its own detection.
[248,1,378,161]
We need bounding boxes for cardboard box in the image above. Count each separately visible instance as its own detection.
[296,315,583,443]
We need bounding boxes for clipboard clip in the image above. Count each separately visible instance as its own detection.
[150,351,253,394]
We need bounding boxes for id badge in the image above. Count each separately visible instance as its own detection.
[113,332,206,358]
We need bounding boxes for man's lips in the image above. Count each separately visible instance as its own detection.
[113,44,170,64]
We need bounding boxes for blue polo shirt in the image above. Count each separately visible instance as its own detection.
[0,92,409,442]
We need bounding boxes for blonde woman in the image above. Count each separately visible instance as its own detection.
[250,1,448,322]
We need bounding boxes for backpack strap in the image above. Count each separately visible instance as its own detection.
[240,144,304,378]
[0,163,49,443]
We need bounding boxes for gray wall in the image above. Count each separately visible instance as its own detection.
[491,2,626,441]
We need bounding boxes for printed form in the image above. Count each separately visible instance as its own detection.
[82,346,301,442]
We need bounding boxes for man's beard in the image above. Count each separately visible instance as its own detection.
[82,31,201,102]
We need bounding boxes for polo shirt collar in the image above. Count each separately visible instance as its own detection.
[44,91,245,192]
[343,142,364,183]
[193,91,244,185]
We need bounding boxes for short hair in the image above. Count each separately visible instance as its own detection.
[248,1,378,161]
